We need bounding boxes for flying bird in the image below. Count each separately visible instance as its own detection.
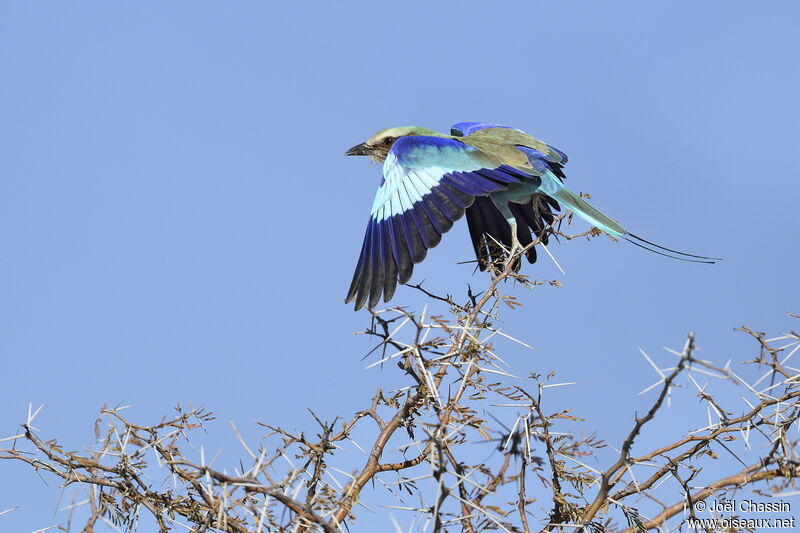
[344,122,716,310]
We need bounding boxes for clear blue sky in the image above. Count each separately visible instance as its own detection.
[1,1,799,531]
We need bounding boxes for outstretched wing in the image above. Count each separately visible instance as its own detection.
[346,135,530,310]
[451,122,567,270]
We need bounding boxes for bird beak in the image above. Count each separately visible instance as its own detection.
[345,142,371,156]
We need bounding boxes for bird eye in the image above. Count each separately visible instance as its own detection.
[384,137,395,145]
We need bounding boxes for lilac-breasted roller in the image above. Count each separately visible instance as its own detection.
[344,122,717,310]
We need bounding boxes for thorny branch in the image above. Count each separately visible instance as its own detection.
[2,217,799,532]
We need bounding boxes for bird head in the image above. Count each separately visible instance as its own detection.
[345,126,440,163]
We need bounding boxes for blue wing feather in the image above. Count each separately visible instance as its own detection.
[346,134,525,309]
[450,121,513,136]
[391,135,492,169]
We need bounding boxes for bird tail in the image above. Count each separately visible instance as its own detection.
[539,173,628,237]
[540,172,719,263]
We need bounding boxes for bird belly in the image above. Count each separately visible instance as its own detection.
[489,179,541,205]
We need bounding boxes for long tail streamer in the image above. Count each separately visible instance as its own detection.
[624,237,717,264]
